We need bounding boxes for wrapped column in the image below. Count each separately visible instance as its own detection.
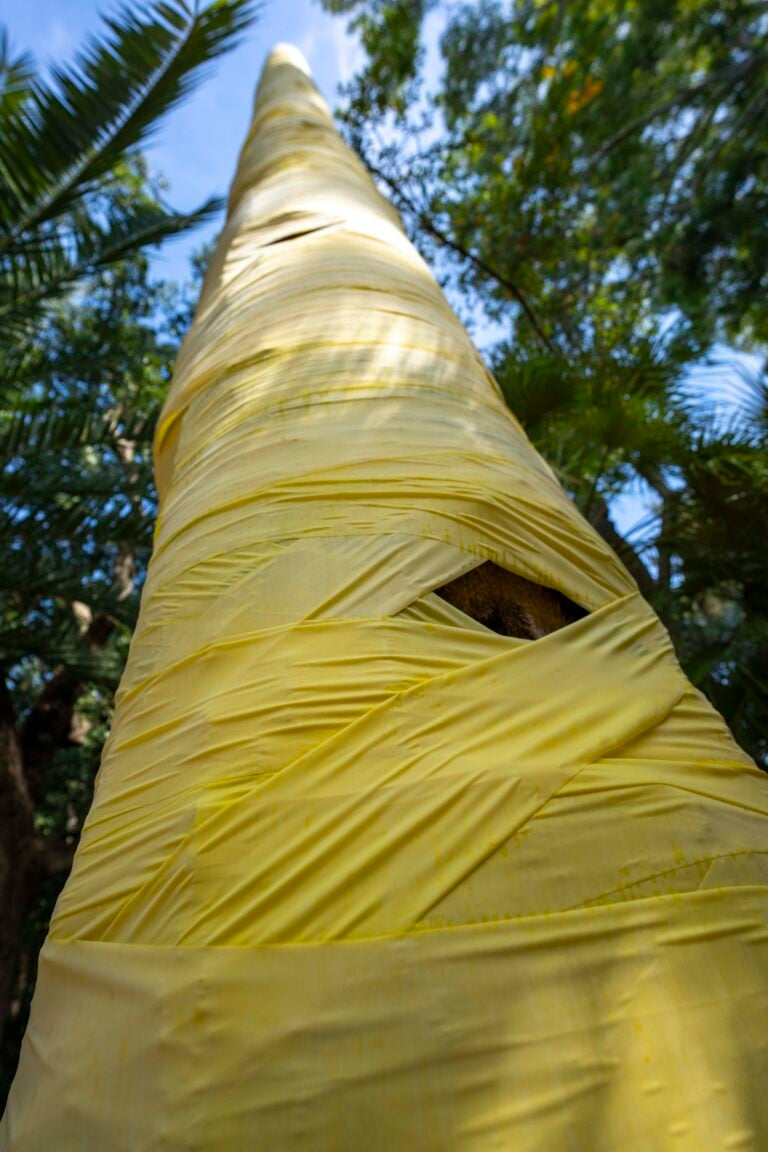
[3,43,768,1152]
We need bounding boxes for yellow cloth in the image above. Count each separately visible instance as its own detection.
[3,42,767,1151]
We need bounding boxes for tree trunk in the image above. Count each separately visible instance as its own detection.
[0,684,36,1054]
[4,44,768,1151]
[0,679,77,1073]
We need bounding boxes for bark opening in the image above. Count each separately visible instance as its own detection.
[434,561,587,640]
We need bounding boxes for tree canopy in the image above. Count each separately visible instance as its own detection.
[1,0,767,1111]
[322,0,768,765]
[0,245,194,1095]
[0,0,256,1102]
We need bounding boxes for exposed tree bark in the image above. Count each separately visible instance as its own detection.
[20,602,117,803]
[19,669,83,807]
[436,562,586,639]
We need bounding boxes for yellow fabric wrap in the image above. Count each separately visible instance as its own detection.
[3,43,768,1151]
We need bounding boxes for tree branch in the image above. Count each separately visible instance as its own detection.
[20,611,116,803]
[26,832,77,879]
[366,159,562,357]
[586,51,768,170]
[636,463,677,592]
[0,678,34,834]
[586,492,658,601]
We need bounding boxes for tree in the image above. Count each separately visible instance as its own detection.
[321,0,768,763]
[0,240,200,1097]
[4,45,767,1148]
[324,0,768,347]
[0,1,253,353]
[0,0,256,1097]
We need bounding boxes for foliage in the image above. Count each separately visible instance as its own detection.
[0,240,201,1103]
[321,0,768,765]
[0,0,254,352]
[321,0,433,119]
[0,0,256,1104]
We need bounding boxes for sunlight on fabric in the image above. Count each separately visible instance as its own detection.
[3,42,767,1152]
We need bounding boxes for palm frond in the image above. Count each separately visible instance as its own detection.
[0,29,34,119]
[0,612,128,684]
[0,393,160,461]
[0,0,256,243]
[0,195,221,341]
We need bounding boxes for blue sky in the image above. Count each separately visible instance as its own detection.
[6,0,763,542]
[6,0,365,280]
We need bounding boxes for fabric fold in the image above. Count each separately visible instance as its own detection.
[4,41,767,1152]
